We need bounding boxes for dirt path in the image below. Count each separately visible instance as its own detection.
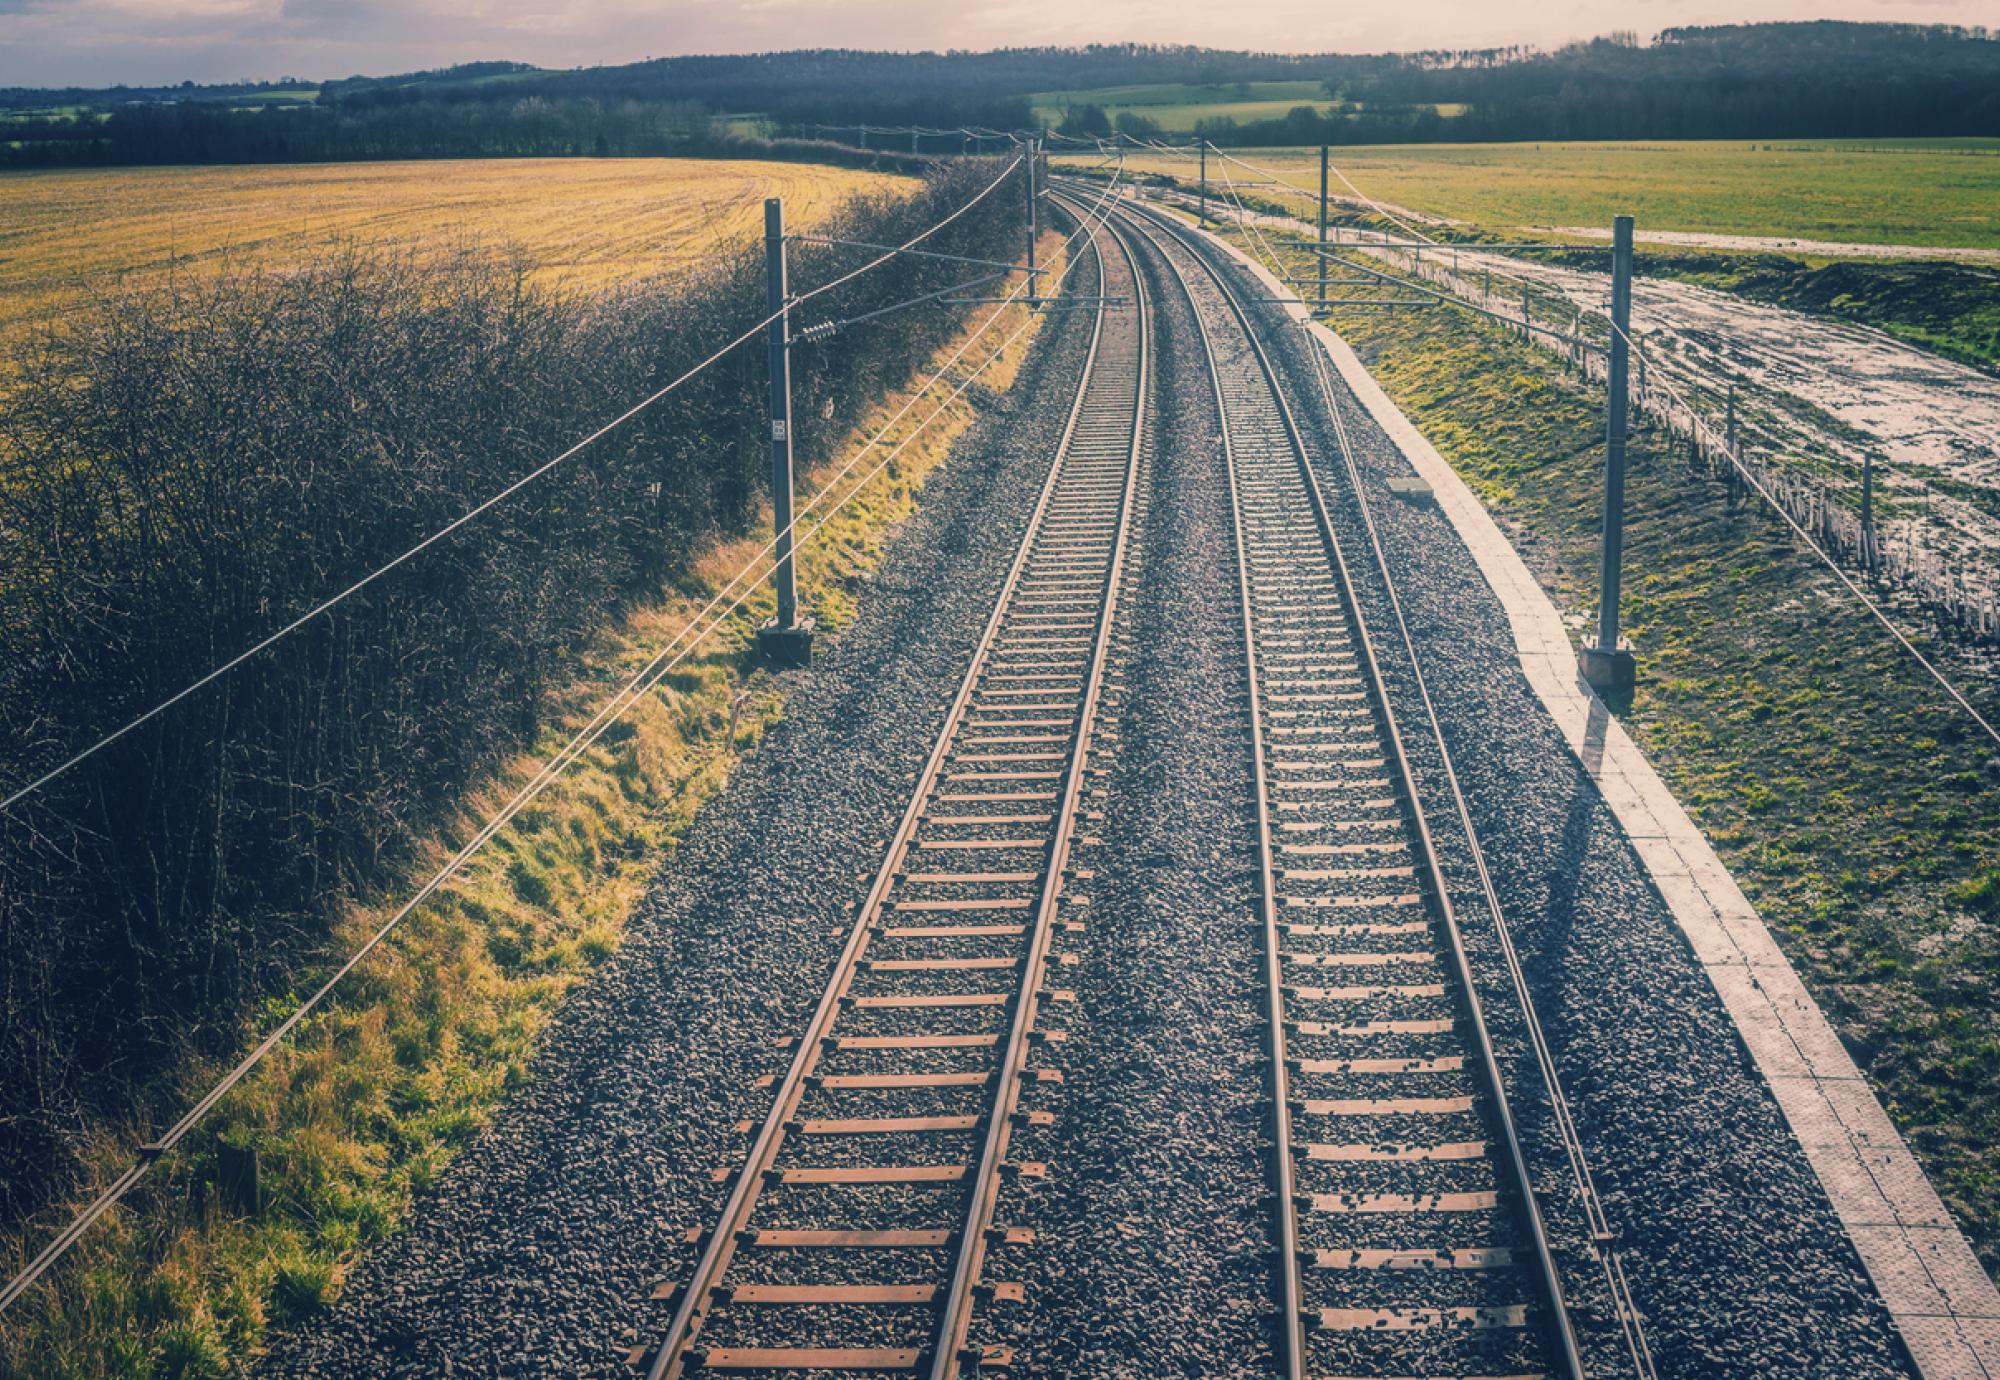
[1159,175,2000,610]
[1546,225,2000,265]
[1448,248,2000,587]
[1473,254,2000,488]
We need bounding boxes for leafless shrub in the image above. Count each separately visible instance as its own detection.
[0,161,1020,1226]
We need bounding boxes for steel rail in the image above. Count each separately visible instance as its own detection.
[1091,194,1310,1380]
[643,185,1144,1380]
[1102,187,1587,1379]
[929,196,1149,1380]
[1175,154,1649,1373]
[1299,305,1661,1380]
[1205,156,1655,1375]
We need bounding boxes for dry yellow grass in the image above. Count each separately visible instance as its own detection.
[0,157,913,342]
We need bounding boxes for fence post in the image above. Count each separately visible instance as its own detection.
[216,1138,262,1216]
[1726,384,1743,508]
[1862,452,1876,571]
[1582,214,1637,697]
[757,197,812,667]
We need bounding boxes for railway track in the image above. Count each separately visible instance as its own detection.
[1093,191,1587,1380]
[636,192,1147,1379]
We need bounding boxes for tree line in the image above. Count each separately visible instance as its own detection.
[1318,23,2000,143]
[0,160,1024,1231]
[7,24,1997,167]
[0,96,943,169]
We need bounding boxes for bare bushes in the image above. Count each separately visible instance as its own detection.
[0,160,1020,1227]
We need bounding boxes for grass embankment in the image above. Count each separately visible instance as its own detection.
[1215,222,2000,1280]
[0,234,1063,1380]
[1069,139,2000,250]
[0,158,911,344]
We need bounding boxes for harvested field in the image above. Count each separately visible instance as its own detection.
[0,157,912,343]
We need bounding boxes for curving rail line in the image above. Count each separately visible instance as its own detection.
[1088,188,1587,1380]
[637,191,1148,1380]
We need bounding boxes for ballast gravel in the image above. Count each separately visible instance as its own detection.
[972,235,1278,1378]
[257,258,1102,1379]
[262,204,1919,1380]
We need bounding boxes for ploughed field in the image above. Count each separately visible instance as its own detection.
[0,156,912,345]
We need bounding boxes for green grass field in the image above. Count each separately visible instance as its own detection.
[1066,138,2000,249]
[1032,80,1340,132]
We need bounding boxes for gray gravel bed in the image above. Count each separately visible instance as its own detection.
[1176,224,1912,1377]
[971,234,1279,1378]
[258,204,1916,1380]
[255,252,1102,1379]
[1104,205,1579,1376]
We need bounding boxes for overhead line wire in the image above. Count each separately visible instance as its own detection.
[0,166,1127,1317]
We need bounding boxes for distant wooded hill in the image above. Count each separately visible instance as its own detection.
[3,23,1996,166]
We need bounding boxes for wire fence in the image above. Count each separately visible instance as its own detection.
[1370,243,2000,642]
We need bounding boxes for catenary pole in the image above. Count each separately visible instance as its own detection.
[761,197,808,663]
[1318,144,1329,311]
[1025,138,1040,309]
[1582,214,1636,695]
[1862,451,1876,569]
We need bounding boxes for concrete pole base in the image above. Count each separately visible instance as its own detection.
[1385,474,1436,507]
[757,617,816,669]
[1578,644,1636,696]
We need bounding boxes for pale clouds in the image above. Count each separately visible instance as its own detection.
[1,0,1991,87]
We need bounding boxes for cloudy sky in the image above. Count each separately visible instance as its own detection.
[1,0,1987,89]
